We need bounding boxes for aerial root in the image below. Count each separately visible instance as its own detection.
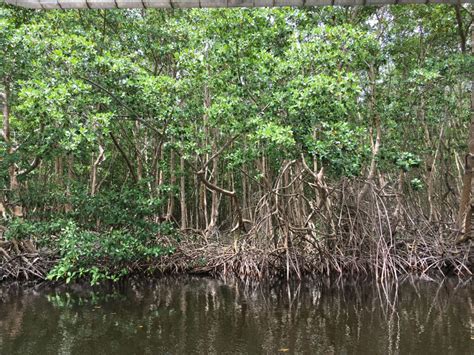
[0,239,56,281]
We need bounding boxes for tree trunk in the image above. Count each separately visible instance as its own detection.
[200,177,209,229]
[166,146,176,221]
[135,121,143,182]
[65,154,74,213]
[359,63,381,202]
[208,152,219,233]
[1,78,22,218]
[180,156,188,230]
[456,29,473,242]
[90,144,105,197]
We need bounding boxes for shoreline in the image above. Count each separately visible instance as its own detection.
[1,234,472,285]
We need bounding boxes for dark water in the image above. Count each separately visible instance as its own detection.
[0,277,472,355]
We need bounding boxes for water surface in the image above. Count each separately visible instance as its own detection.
[0,277,472,354]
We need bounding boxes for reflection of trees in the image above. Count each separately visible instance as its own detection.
[0,278,472,354]
[0,284,27,340]
[0,283,61,353]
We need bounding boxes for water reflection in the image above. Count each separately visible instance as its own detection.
[0,278,472,354]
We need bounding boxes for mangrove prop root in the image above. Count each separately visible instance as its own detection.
[0,239,56,281]
[153,180,472,282]
[1,181,472,283]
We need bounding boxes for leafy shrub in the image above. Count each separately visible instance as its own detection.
[4,218,68,246]
[395,152,421,172]
[69,185,165,231]
[47,221,174,285]
[5,182,177,284]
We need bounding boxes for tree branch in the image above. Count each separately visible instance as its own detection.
[109,132,138,183]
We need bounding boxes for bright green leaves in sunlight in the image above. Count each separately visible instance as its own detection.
[254,121,296,149]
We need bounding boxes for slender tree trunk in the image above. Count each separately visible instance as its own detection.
[201,178,209,229]
[180,156,188,230]
[54,155,63,212]
[166,146,176,221]
[194,173,200,229]
[90,152,97,196]
[55,156,64,185]
[457,29,473,241]
[90,144,105,197]
[135,121,143,181]
[454,4,467,53]
[208,152,219,233]
[65,154,74,213]
[151,135,160,192]
[158,148,165,219]
[197,169,243,233]
[1,78,22,217]
[110,132,137,183]
[242,169,248,221]
[359,63,381,202]
[201,83,211,231]
[296,159,307,227]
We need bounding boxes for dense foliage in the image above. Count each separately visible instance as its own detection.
[1,4,472,283]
